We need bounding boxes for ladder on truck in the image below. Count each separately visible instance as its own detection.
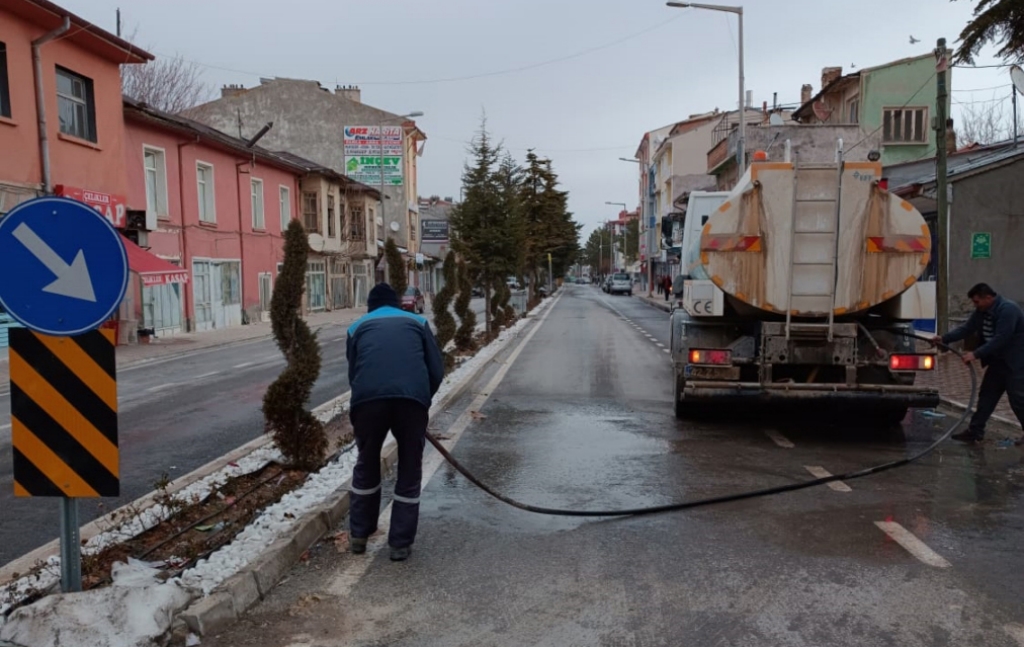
[784,152,845,340]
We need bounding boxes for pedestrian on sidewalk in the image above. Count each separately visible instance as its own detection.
[346,283,445,561]
[933,283,1024,445]
[663,275,673,302]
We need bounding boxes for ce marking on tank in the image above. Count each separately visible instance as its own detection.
[692,300,714,314]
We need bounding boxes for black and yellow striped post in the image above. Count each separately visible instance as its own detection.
[9,328,119,497]
[8,327,118,592]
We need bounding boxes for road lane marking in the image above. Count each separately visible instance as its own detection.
[233,362,254,369]
[327,290,563,597]
[0,423,10,430]
[804,466,852,492]
[1004,624,1024,646]
[765,430,795,448]
[656,343,665,348]
[146,383,178,392]
[663,349,670,353]
[874,521,951,568]
[195,371,220,379]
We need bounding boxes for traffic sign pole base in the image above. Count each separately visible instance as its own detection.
[59,497,82,593]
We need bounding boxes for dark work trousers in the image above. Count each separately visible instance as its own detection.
[970,363,1024,436]
[349,398,429,548]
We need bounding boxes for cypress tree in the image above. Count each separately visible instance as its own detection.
[433,251,458,372]
[262,220,327,471]
[454,258,477,352]
[385,237,408,297]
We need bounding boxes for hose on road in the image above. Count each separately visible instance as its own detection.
[425,333,978,517]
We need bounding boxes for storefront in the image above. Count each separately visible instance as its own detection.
[121,234,189,342]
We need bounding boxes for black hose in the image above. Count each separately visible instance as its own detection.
[425,333,976,517]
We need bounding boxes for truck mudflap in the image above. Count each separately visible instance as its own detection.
[682,380,940,408]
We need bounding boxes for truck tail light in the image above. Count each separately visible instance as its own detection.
[889,354,935,371]
[689,349,732,365]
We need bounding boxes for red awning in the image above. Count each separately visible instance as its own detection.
[120,235,189,286]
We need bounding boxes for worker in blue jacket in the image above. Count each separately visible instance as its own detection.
[935,283,1024,444]
[346,283,445,561]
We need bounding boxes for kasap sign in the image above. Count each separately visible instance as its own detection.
[344,126,403,186]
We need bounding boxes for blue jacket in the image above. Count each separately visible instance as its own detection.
[346,306,445,409]
[943,296,1024,371]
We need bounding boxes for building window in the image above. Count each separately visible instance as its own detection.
[327,194,336,238]
[196,162,216,223]
[279,186,291,231]
[303,191,319,232]
[143,147,169,219]
[251,178,265,229]
[883,107,928,144]
[349,205,365,241]
[56,66,96,142]
[306,260,327,311]
[0,42,10,119]
[847,97,859,124]
[221,261,241,305]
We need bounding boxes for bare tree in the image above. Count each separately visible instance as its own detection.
[956,94,1024,146]
[120,29,210,114]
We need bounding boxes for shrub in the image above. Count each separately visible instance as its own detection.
[433,251,458,372]
[385,237,408,297]
[262,220,327,471]
[454,258,477,352]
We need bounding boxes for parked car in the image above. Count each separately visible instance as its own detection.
[401,286,426,314]
[602,276,613,293]
[471,285,485,298]
[608,273,632,296]
[506,277,521,291]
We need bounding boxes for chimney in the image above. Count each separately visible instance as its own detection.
[745,90,753,109]
[821,66,843,90]
[800,84,813,105]
[220,83,246,98]
[337,84,361,103]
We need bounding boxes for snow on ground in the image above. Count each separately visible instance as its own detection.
[0,293,558,631]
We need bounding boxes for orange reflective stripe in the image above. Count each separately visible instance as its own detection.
[702,235,762,252]
[867,235,930,253]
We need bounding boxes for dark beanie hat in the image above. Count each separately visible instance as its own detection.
[367,283,400,312]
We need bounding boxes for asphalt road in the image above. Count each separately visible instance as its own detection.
[205,284,1024,647]
[0,298,487,568]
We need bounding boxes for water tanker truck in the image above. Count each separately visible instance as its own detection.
[670,144,939,421]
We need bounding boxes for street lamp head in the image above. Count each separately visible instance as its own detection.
[618,157,641,163]
[666,2,691,7]
[402,111,424,119]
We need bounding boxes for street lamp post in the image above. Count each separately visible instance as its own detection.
[667,3,745,172]
[605,201,628,273]
[378,111,422,285]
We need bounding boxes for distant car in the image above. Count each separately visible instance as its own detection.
[577,277,587,285]
[506,277,521,291]
[609,273,632,296]
[602,276,613,293]
[471,286,485,298]
[401,286,425,314]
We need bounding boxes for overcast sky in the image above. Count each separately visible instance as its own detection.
[63,0,1015,238]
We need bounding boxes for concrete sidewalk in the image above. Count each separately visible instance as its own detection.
[0,308,363,390]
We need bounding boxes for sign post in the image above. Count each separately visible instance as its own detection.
[0,196,128,592]
[970,232,992,260]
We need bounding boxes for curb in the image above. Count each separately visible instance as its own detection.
[940,396,1018,429]
[638,297,671,313]
[175,311,543,637]
[0,392,351,586]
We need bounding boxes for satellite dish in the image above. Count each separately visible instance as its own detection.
[375,216,383,226]
[1011,65,1024,97]
[389,221,400,232]
[307,233,325,251]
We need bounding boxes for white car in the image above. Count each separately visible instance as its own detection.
[608,273,632,296]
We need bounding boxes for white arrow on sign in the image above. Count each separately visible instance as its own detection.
[12,222,97,302]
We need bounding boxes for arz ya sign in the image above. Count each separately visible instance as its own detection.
[344,126,403,186]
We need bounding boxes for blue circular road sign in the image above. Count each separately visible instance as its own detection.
[0,196,129,336]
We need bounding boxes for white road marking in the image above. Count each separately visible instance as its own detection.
[195,371,220,379]
[656,343,665,348]
[765,430,795,448]
[328,291,561,597]
[663,349,671,354]
[233,362,254,369]
[874,521,951,568]
[804,466,852,492]
[146,383,178,393]
[0,423,10,431]
[1004,624,1024,646]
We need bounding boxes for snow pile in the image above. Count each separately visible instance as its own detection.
[0,559,191,647]
[0,443,281,618]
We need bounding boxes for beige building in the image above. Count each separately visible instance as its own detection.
[188,79,426,262]
[274,152,381,311]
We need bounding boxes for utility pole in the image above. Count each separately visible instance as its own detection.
[935,38,949,336]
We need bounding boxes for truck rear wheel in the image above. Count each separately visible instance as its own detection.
[674,374,697,419]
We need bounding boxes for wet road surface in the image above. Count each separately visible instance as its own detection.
[199,286,1024,645]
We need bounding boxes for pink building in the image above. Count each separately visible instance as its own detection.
[123,99,307,335]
